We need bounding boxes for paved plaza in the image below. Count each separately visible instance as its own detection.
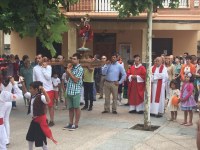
[8,98,198,150]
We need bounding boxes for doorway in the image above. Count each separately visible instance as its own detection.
[93,33,116,59]
[152,38,173,60]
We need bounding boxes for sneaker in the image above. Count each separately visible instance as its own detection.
[98,96,103,99]
[80,102,84,106]
[68,125,78,131]
[81,106,88,110]
[129,110,136,114]
[88,107,92,111]
[112,111,118,114]
[102,110,109,114]
[63,124,72,130]
[48,121,55,127]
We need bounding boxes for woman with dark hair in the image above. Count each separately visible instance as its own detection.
[180,55,196,82]
[174,57,181,89]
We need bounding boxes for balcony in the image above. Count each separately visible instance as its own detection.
[68,0,116,12]
[162,0,189,8]
[67,0,190,12]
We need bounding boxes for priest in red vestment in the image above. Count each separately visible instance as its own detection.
[128,55,146,113]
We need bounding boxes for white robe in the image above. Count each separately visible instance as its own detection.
[0,83,23,149]
[150,65,168,115]
[0,100,7,150]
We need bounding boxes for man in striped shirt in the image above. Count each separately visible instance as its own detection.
[63,53,83,131]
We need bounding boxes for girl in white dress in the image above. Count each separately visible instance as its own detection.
[168,80,180,121]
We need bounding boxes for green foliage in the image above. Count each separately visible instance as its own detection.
[0,0,78,56]
[111,0,180,17]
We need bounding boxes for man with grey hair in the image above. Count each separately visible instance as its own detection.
[151,57,168,117]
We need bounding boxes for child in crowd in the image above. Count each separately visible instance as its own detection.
[124,60,134,106]
[167,80,180,121]
[51,72,61,110]
[23,81,57,150]
[180,72,196,126]
[61,66,69,109]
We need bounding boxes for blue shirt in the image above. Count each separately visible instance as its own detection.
[102,62,126,84]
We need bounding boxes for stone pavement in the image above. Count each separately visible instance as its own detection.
[8,98,198,150]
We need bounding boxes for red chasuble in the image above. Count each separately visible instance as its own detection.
[128,64,146,106]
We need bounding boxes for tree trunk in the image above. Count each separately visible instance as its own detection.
[0,31,3,56]
[144,2,153,130]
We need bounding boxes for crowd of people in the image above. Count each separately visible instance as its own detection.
[0,51,200,149]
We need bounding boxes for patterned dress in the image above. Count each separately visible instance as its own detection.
[180,82,196,110]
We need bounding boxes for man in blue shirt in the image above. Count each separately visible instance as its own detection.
[102,53,126,114]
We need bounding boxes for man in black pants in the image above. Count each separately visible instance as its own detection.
[81,55,94,111]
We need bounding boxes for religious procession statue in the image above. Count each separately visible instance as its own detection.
[76,14,93,51]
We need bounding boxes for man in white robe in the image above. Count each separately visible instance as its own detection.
[151,57,168,117]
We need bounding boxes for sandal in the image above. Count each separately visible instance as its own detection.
[180,122,187,125]
[184,123,193,126]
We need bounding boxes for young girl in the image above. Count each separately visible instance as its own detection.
[180,72,196,126]
[167,80,180,121]
[51,72,61,110]
[23,81,57,150]
[61,66,69,109]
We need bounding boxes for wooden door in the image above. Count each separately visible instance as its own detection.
[93,33,116,59]
[152,38,173,60]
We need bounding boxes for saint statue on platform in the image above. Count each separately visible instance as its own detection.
[76,14,93,51]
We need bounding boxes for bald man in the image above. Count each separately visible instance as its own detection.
[151,57,168,117]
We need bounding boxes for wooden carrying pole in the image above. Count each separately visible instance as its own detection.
[47,59,105,68]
